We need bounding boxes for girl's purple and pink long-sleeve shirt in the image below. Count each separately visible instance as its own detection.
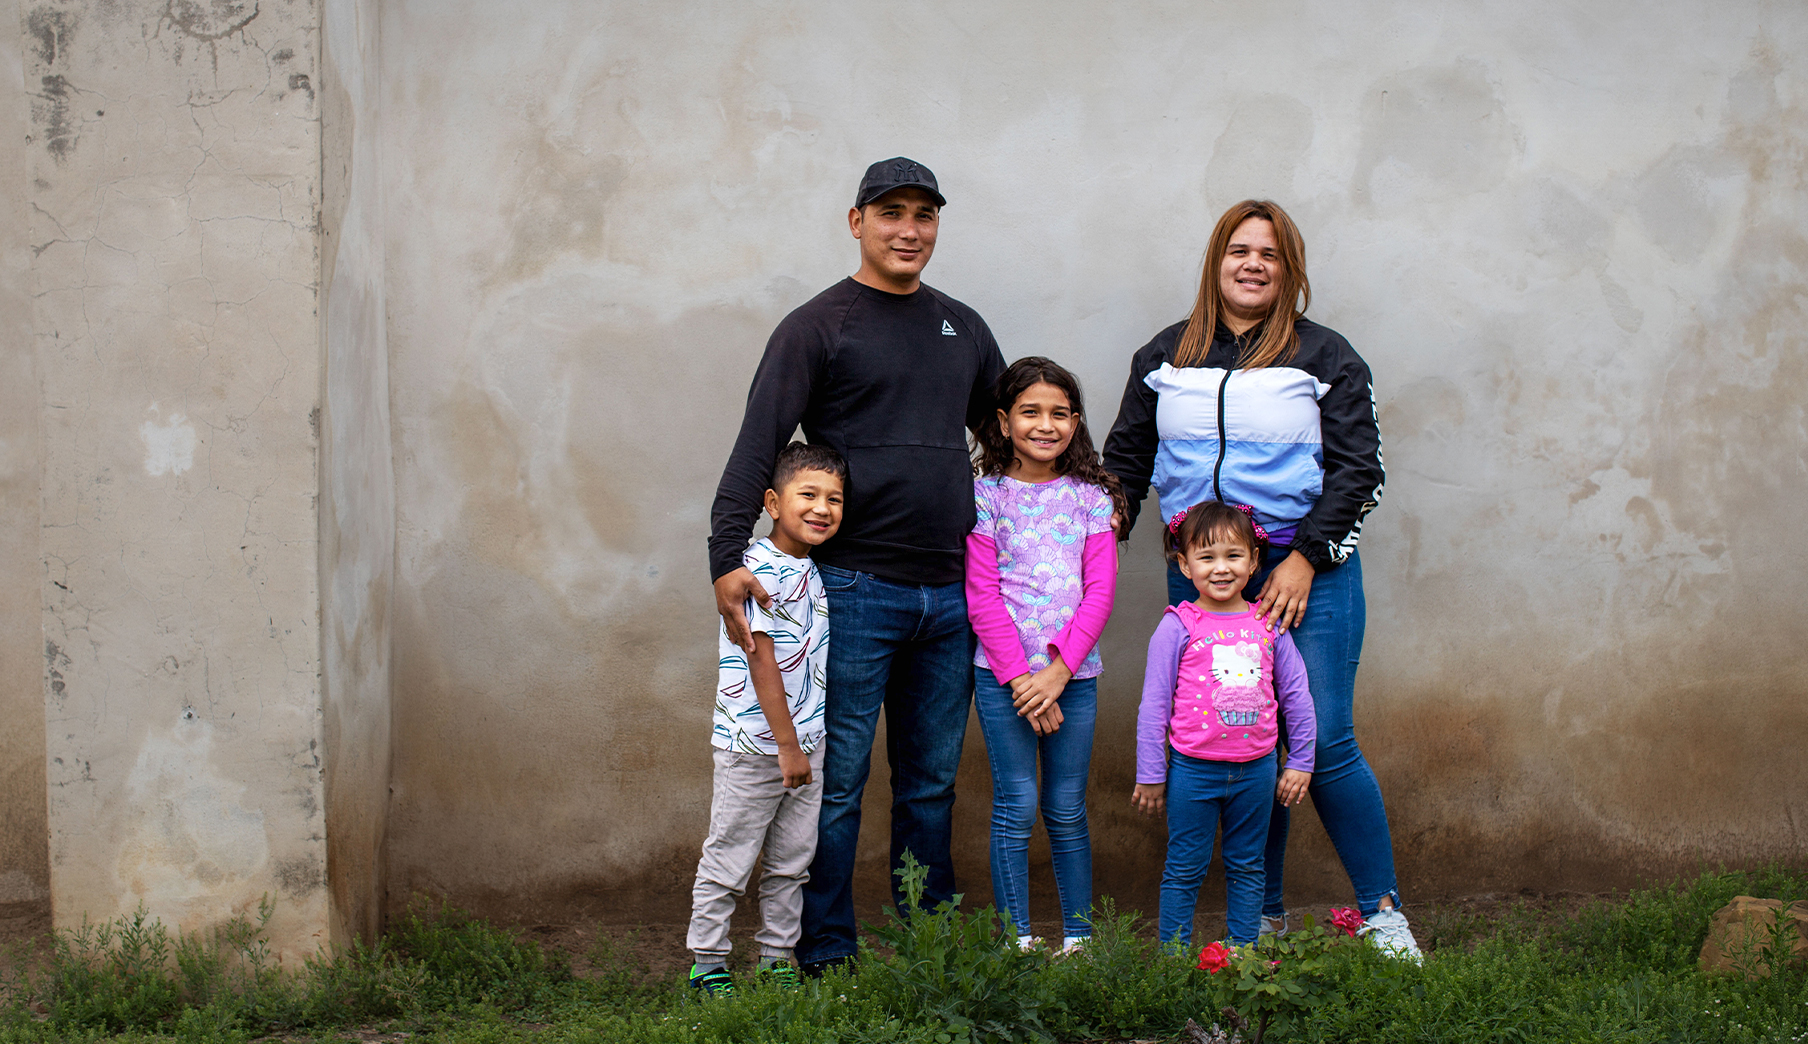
[1136,601,1316,783]
[964,474,1117,684]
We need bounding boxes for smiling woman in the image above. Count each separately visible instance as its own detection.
[1102,199,1422,961]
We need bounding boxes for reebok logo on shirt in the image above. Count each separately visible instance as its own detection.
[941,320,956,336]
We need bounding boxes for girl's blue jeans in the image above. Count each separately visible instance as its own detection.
[1167,548,1404,918]
[1159,749,1276,945]
[972,668,1096,939]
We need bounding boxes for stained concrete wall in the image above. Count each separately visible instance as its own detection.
[1,0,52,934]
[319,0,394,947]
[23,0,351,957]
[380,0,1808,924]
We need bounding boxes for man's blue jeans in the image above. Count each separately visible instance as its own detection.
[1159,749,1276,945]
[972,668,1096,939]
[1166,548,1404,918]
[795,565,974,966]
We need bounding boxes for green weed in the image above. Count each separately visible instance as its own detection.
[861,851,1055,1043]
[1043,899,1206,1038]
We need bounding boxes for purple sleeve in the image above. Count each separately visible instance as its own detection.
[1137,614,1186,784]
[1272,632,1317,773]
[1049,531,1117,672]
[965,531,1032,683]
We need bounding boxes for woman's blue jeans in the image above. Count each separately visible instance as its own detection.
[796,565,974,967]
[972,668,1096,939]
[1159,749,1276,946]
[1166,548,1403,917]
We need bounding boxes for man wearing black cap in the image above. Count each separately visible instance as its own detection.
[708,158,1005,974]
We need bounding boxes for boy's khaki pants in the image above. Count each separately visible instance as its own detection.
[687,745,825,962]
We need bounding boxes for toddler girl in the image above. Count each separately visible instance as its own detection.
[1132,500,1316,946]
[966,356,1123,952]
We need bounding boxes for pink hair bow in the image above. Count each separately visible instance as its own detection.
[1230,503,1271,546]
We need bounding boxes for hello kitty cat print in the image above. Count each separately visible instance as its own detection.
[1209,643,1266,726]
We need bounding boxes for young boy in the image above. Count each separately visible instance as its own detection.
[687,441,845,995]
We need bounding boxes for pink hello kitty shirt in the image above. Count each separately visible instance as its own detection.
[1135,601,1316,783]
[965,474,1117,684]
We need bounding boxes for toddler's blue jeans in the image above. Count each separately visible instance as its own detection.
[1166,548,1405,918]
[972,668,1096,939]
[1159,749,1276,945]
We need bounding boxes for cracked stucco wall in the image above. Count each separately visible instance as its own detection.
[2,0,53,928]
[27,0,333,956]
[318,0,392,947]
[381,0,1808,924]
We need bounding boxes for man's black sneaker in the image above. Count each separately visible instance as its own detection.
[800,954,853,979]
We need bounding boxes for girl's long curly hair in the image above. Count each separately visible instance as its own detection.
[973,356,1129,532]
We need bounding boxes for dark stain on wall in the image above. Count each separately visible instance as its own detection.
[1353,59,1517,209]
[26,7,77,67]
[44,640,72,701]
[30,76,77,163]
[163,0,259,42]
[273,856,325,899]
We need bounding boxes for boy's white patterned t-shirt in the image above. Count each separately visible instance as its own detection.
[713,538,829,754]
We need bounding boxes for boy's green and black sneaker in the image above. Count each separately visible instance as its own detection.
[689,964,735,997]
[757,958,802,989]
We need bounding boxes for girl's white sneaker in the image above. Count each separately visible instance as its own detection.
[1016,934,1043,951]
[1358,908,1423,964]
[1058,935,1088,955]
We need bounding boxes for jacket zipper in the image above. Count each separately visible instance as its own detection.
[1211,332,1243,503]
[1211,367,1231,503]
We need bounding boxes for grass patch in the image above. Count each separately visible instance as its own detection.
[0,867,1803,1043]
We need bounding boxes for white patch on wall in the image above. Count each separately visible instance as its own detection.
[116,718,269,917]
[140,404,197,476]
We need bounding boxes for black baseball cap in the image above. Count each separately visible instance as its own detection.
[854,157,946,209]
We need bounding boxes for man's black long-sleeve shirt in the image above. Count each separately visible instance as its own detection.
[709,278,1006,585]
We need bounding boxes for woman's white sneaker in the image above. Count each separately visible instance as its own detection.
[1258,913,1289,939]
[1358,908,1423,963]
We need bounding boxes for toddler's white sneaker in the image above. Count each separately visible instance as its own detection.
[1358,908,1423,964]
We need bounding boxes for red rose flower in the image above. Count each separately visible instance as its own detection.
[1330,907,1364,938]
[1197,940,1232,973]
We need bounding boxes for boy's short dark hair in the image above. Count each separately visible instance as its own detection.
[771,441,848,492]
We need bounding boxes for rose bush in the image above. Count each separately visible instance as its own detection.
[1193,915,1349,1044]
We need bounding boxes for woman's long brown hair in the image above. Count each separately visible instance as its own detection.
[1172,200,1312,370]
